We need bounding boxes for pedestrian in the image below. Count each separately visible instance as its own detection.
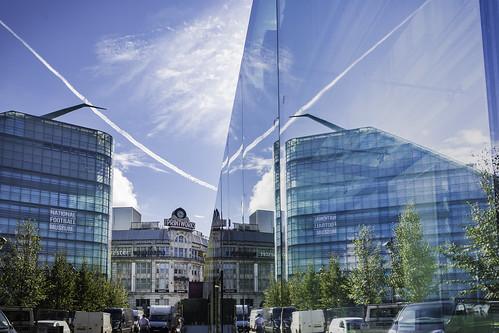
[139,314,150,333]
[255,314,264,333]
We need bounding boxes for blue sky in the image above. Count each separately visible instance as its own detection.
[1,0,494,235]
[0,0,252,235]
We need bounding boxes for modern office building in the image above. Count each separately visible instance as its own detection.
[280,124,486,297]
[0,110,113,274]
[206,209,274,308]
[113,206,141,231]
[249,209,274,233]
[111,207,208,308]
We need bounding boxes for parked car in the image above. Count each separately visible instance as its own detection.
[290,310,324,333]
[0,309,17,333]
[103,308,134,333]
[388,300,496,333]
[149,306,174,333]
[328,317,367,333]
[1,307,35,333]
[36,321,70,333]
[249,309,263,332]
[73,311,112,333]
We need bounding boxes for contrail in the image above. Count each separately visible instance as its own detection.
[224,0,431,169]
[0,19,217,191]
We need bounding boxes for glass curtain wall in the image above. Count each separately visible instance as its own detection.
[209,0,498,324]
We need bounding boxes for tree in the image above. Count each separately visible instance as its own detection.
[0,220,46,307]
[348,225,385,306]
[105,280,129,307]
[442,158,499,299]
[75,262,107,311]
[319,256,349,308]
[263,277,290,307]
[392,205,437,302]
[44,253,77,310]
[288,266,320,310]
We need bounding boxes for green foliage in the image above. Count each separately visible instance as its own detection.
[319,256,349,308]
[348,225,385,305]
[0,223,129,309]
[441,166,499,299]
[263,276,290,307]
[393,205,437,302]
[105,280,129,307]
[289,266,320,310]
[75,262,107,311]
[0,220,47,307]
[45,253,77,310]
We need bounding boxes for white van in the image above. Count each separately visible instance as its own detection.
[290,310,324,333]
[73,311,112,333]
[249,309,263,332]
[327,317,367,333]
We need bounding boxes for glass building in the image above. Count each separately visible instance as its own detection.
[284,125,486,297]
[0,111,113,274]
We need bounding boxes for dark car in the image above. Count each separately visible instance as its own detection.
[0,308,34,333]
[0,310,17,333]
[104,308,134,333]
[388,300,496,333]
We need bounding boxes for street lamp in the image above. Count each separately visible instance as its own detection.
[382,238,395,303]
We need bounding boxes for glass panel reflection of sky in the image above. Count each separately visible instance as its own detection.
[211,0,495,299]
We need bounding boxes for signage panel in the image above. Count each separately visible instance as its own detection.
[49,208,76,233]
[164,218,195,230]
[313,214,337,235]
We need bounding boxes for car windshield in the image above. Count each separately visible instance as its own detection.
[0,312,9,329]
[346,320,364,329]
[104,310,122,321]
[369,308,399,319]
[150,315,170,321]
[37,322,56,328]
[398,303,454,324]
[3,311,30,322]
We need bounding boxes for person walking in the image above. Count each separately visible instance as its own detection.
[139,314,150,333]
[255,314,264,333]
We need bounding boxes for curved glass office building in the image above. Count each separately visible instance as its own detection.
[0,111,112,274]
[284,125,486,297]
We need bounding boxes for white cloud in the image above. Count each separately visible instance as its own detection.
[248,169,275,214]
[114,150,169,174]
[95,0,252,144]
[439,128,490,164]
[112,167,139,208]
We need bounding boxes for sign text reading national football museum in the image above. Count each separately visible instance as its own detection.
[49,208,76,233]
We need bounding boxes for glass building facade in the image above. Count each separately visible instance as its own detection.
[284,126,486,297]
[0,111,112,274]
[207,0,499,320]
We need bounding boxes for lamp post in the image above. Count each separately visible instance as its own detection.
[382,238,395,303]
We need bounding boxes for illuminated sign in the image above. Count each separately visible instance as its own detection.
[49,208,76,233]
[313,214,336,235]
